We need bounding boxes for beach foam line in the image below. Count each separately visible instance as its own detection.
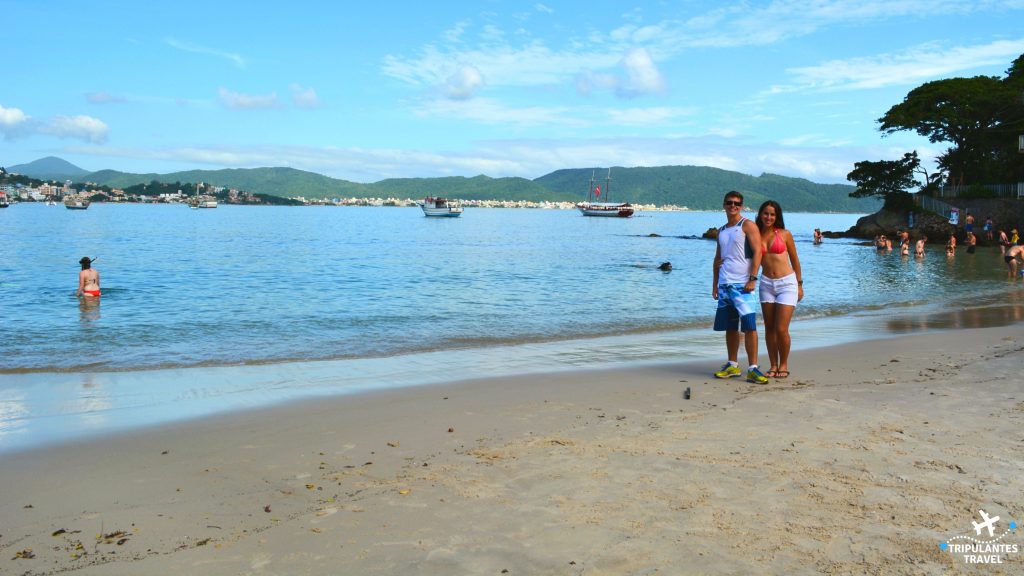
[1,292,1023,454]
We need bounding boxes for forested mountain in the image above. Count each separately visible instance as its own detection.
[8,156,89,181]
[6,157,879,212]
[535,166,873,212]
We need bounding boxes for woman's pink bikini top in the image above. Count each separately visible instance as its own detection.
[763,230,786,255]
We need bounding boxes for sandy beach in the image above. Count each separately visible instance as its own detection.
[2,322,1023,575]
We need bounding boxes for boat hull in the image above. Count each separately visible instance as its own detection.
[64,202,90,210]
[421,207,463,217]
[420,197,463,217]
[576,202,634,217]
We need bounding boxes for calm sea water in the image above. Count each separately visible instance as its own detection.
[1,203,1020,451]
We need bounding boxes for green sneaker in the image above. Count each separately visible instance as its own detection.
[746,366,769,384]
[714,363,742,379]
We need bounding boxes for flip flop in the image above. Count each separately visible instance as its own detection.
[776,371,789,379]
[765,369,779,378]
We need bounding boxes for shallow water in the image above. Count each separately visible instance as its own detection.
[0,204,1013,372]
[1,204,1021,451]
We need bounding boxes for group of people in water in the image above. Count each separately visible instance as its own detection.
[711,191,803,384]
[872,218,1024,279]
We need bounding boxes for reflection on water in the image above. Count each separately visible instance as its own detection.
[78,296,101,324]
[886,289,1024,332]
[73,373,111,428]
[0,389,28,443]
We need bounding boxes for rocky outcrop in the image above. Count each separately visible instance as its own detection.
[835,209,954,244]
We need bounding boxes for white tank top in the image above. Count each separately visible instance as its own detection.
[718,218,753,285]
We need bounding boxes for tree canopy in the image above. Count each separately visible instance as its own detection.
[875,53,1024,186]
[847,152,920,209]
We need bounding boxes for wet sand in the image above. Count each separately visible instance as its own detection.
[1,323,1023,575]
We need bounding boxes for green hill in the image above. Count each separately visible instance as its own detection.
[535,166,875,212]
[8,156,90,181]
[85,167,371,198]
[365,175,554,201]
[10,156,878,212]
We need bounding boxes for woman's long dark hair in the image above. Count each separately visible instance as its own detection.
[755,200,785,231]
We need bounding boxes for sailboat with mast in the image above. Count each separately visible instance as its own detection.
[188,183,218,209]
[576,168,634,217]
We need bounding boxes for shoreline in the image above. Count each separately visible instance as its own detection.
[2,293,1023,455]
[2,322,1023,573]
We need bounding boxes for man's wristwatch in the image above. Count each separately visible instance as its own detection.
[748,275,758,281]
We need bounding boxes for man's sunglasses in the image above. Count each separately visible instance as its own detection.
[723,200,742,207]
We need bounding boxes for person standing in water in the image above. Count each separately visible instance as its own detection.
[755,201,803,379]
[77,257,101,298]
[1005,245,1024,279]
[711,191,767,384]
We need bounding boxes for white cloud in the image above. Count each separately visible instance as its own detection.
[86,92,127,104]
[617,48,667,97]
[442,21,469,44]
[384,0,1022,102]
[218,88,281,110]
[0,104,29,128]
[415,97,586,127]
[41,115,109,143]
[0,104,109,143]
[165,37,245,68]
[535,4,553,14]
[444,65,486,100]
[383,36,617,90]
[774,38,1024,93]
[607,106,695,125]
[575,69,619,96]
[290,84,321,108]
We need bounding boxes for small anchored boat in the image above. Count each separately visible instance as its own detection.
[420,196,463,217]
[64,196,90,210]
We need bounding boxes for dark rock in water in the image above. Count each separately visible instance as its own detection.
[702,227,719,240]
[658,262,673,271]
[648,233,662,237]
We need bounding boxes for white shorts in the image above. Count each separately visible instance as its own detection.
[759,273,799,306]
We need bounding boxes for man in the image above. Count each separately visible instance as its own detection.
[712,191,767,384]
[1006,244,1024,279]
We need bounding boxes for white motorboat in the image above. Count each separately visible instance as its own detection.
[420,196,463,217]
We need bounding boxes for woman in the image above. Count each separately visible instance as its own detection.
[946,233,956,255]
[755,201,803,379]
[999,229,1010,255]
[77,257,101,298]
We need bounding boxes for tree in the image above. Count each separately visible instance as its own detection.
[877,53,1024,185]
[847,152,920,209]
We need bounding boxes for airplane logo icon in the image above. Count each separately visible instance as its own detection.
[972,510,1000,537]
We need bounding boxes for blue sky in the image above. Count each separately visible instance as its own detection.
[2,0,1023,184]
